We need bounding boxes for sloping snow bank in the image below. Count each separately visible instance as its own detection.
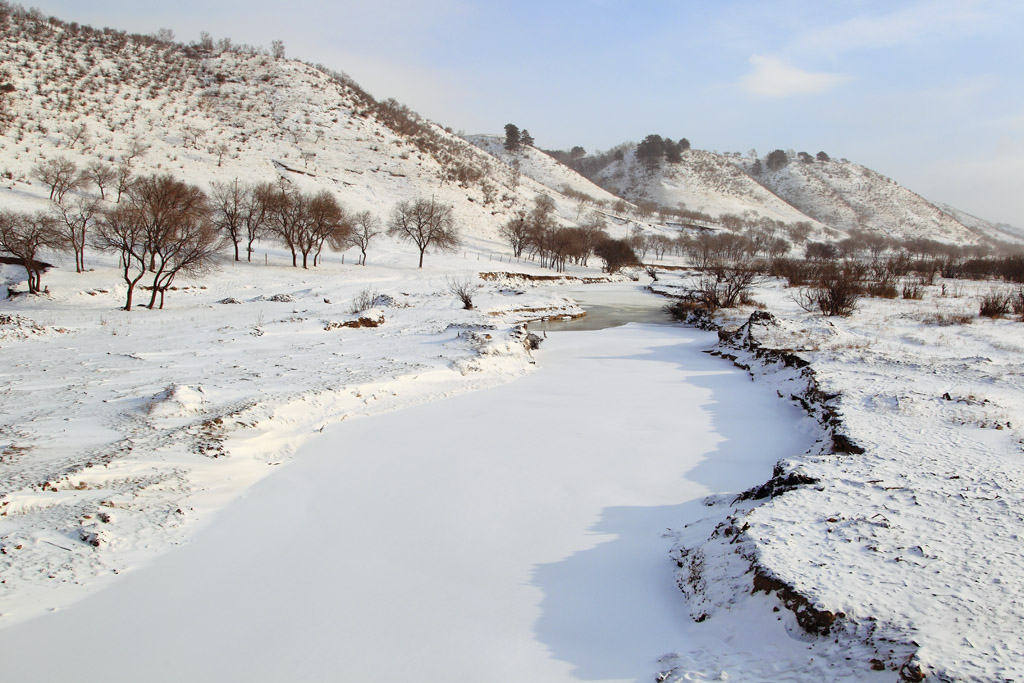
[655,274,1024,682]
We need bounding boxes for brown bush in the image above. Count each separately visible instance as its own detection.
[979,290,1011,318]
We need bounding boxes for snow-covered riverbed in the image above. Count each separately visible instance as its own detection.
[0,319,824,682]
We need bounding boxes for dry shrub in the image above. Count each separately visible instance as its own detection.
[795,262,865,316]
[1012,288,1024,319]
[921,312,974,326]
[979,290,1012,318]
[349,287,380,314]
[901,279,925,300]
[865,277,898,299]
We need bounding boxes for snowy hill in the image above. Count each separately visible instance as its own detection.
[550,140,1014,246]
[592,148,825,230]
[464,135,626,209]
[749,156,990,244]
[0,13,608,249]
[935,202,1024,244]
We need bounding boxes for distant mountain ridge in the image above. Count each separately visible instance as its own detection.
[533,144,1019,246]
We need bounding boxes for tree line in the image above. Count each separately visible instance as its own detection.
[1,161,462,307]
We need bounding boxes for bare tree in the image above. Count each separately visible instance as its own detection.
[114,159,133,203]
[0,210,62,294]
[271,39,285,60]
[244,183,273,261]
[262,186,349,268]
[180,124,203,150]
[210,179,246,261]
[387,198,460,268]
[94,203,149,311]
[56,194,100,272]
[64,122,90,150]
[33,157,81,202]
[100,174,222,309]
[307,190,350,267]
[264,183,306,267]
[499,211,531,258]
[343,210,380,265]
[211,141,230,167]
[84,161,116,201]
[122,138,150,169]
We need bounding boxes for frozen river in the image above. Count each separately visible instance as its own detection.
[0,293,817,682]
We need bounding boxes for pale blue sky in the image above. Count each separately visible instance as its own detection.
[22,0,1024,226]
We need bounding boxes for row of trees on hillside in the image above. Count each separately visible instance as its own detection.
[2,164,463,306]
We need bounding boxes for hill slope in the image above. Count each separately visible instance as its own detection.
[747,156,989,244]
[0,12,614,250]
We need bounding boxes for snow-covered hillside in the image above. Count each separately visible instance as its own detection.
[0,14,610,248]
[465,135,625,208]
[593,148,822,229]
[751,157,988,244]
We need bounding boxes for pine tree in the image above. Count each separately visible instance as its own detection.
[503,124,520,152]
[519,129,534,147]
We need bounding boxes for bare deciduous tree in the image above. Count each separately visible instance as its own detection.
[94,203,149,311]
[97,174,222,310]
[210,179,246,261]
[84,161,117,201]
[264,186,349,268]
[499,211,531,258]
[64,122,90,150]
[32,157,80,202]
[307,190,350,267]
[387,198,460,268]
[56,194,100,273]
[344,210,381,266]
[0,210,62,294]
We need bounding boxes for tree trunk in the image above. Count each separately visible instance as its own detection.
[418,248,425,268]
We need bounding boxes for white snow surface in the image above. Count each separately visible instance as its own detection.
[1,297,870,682]
[653,272,1024,681]
[0,244,592,625]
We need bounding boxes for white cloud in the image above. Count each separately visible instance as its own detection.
[740,55,846,97]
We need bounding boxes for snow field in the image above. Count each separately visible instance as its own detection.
[0,242,587,626]
[0,317,831,682]
[653,270,1024,681]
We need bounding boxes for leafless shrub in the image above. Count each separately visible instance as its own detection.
[349,288,380,314]
[770,258,815,287]
[865,276,898,299]
[1012,288,1024,319]
[692,258,763,310]
[920,312,974,326]
[979,290,1012,318]
[445,276,480,310]
[795,262,865,316]
[901,279,925,300]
